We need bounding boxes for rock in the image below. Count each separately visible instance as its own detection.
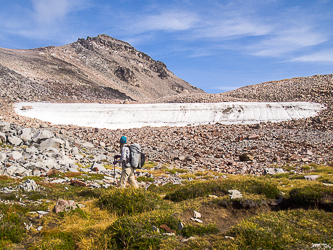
[8,151,23,160]
[240,199,257,209]
[160,224,175,233]
[193,211,201,219]
[4,166,18,176]
[178,222,184,231]
[68,168,80,173]
[20,128,32,142]
[239,153,254,162]
[0,132,6,143]
[91,162,106,172]
[7,136,22,146]
[0,122,10,132]
[33,130,54,143]
[264,168,285,175]
[21,106,33,110]
[248,134,260,140]
[190,218,203,223]
[0,153,7,162]
[152,226,160,233]
[208,195,218,198]
[304,175,320,181]
[50,179,67,184]
[181,237,196,242]
[81,142,94,148]
[54,199,76,214]
[37,211,49,215]
[25,146,39,154]
[228,190,243,199]
[18,179,39,191]
[70,179,87,187]
[43,158,58,169]
[47,169,60,176]
[40,138,65,149]
[311,243,331,249]
[15,166,29,176]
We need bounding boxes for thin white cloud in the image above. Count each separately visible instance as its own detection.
[31,0,73,24]
[290,50,333,62]
[193,17,271,40]
[130,10,199,33]
[247,26,327,57]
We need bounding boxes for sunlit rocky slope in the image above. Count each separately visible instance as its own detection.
[0,34,203,103]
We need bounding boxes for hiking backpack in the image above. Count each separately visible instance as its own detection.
[126,143,146,169]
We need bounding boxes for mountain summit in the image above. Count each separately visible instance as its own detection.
[0,34,203,103]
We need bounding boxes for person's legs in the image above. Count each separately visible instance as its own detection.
[128,166,139,188]
[120,167,131,188]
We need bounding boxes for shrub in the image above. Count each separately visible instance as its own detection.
[137,176,155,182]
[102,210,179,249]
[97,188,170,216]
[288,184,333,206]
[165,179,279,202]
[181,224,219,237]
[0,204,28,244]
[147,182,181,194]
[228,209,333,249]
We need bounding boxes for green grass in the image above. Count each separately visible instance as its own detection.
[288,184,333,206]
[1,163,332,249]
[0,204,29,247]
[227,209,333,250]
[137,176,155,182]
[101,209,180,249]
[164,179,279,202]
[97,188,171,216]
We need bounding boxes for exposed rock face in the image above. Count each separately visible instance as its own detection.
[0,34,203,103]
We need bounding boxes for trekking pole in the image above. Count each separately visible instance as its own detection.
[113,155,121,186]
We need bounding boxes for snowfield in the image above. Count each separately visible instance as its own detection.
[14,102,325,130]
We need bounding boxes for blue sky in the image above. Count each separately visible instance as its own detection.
[1,0,333,93]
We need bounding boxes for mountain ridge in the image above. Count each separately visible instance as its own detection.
[0,34,203,103]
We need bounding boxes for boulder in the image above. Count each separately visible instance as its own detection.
[26,147,39,154]
[54,199,76,214]
[18,179,39,191]
[228,190,243,199]
[193,211,201,219]
[47,169,60,176]
[0,122,10,132]
[264,168,285,175]
[4,166,18,176]
[248,134,260,140]
[239,153,254,162]
[91,162,106,172]
[33,130,54,143]
[68,168,80,173]
[40,138,65,149]
[8,151,23,160]
[70,179,87,187]
[20,128,32,142]
[0,153,7,162]
[0,132,6,143]
[21,106,33,110]
[43,158,58,169]
[304,175,320,181]
[14,166,30,176]
[160,224,175,234]
[81,142,94,148]
[7,136,22,146]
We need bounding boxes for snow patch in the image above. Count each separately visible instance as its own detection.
[14,102,325,130]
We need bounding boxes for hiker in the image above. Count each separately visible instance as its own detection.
[114,136,139,188]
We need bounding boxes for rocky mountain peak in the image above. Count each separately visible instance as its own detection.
[0,34,204,103]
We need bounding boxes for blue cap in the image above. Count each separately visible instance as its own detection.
[120,136,127,144]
